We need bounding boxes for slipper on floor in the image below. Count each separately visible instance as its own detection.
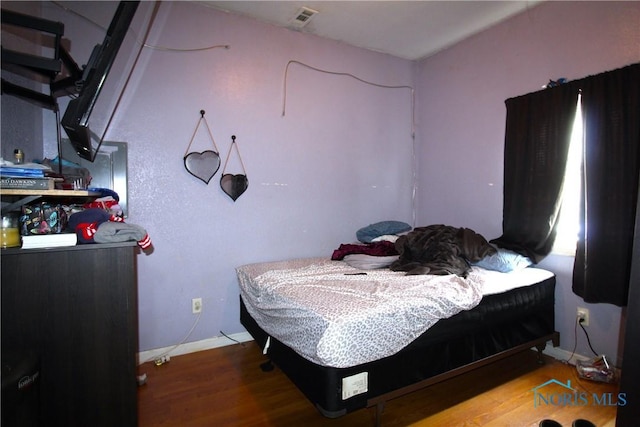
[573,420,596,427]
[539,421,563,427]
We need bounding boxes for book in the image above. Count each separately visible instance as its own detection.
[1,177,55,190]
[21,232,77,249]
[0,166,45,178]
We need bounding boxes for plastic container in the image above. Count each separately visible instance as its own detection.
[576,355,617,383]
[1,213,21,248]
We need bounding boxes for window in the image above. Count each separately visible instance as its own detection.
[495,63,638,306]
[553,94,583,255]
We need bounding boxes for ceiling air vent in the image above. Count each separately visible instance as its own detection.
[290,7,318,28]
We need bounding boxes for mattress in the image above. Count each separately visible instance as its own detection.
[236,257,554,368]
[239,271,556,417]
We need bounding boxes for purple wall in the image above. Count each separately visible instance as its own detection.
[0,1,44,164]
[3,1,639,365]
[29,2,415,354]
[416,1,640,363]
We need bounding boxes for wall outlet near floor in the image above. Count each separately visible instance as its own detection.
[192,297,202,314]
[577,307,590,326]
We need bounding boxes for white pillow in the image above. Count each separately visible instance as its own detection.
[343,254,399,270]
[473,248,533,272]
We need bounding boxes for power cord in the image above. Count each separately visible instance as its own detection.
[50,1,231,53]
[564,314,580,364]
[219,330,246,347]
[578,318,599,356]
[564,314,599,364]
[574,316,617,383]
[138,311,203,366]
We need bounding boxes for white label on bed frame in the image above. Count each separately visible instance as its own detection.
[342,372,368,400]
[263,336,271,355]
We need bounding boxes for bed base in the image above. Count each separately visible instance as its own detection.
[239,257,563,426]
[240,293,559,423]
[367,331,559,427]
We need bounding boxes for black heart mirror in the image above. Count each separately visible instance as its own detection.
[183,110,222,185]
[183,150,221,184]
[220,135,248,201]
[220,174,248,201]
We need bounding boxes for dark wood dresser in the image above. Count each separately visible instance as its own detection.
[1,242,139,426]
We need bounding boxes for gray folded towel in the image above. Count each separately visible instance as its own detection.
[94,222,152,249]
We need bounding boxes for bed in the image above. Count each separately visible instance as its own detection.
[236,230,559,425]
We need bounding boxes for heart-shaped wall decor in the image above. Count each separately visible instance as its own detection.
[184,150,221,184]
[220,174,248,201]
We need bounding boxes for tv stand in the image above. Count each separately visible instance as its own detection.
[1,8,81,109]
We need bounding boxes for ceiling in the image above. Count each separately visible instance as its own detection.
[199,1,541,61]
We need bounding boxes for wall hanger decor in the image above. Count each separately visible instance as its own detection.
[183,110,221,184]
[220,135,248,201]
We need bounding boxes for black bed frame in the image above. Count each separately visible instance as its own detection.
[240,275,559,426]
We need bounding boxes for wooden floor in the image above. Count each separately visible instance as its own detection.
[138,342,618,427]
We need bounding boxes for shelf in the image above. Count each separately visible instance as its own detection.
[1,189,98,197]
[1,189,99,213]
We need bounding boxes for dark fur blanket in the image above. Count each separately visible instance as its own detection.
[389,224,496,277]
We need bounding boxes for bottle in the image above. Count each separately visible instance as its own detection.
[14,149,24,164]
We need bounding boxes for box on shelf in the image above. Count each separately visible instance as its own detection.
[21,232,77,249]
[20,202,69,235]
[0,177,55,190]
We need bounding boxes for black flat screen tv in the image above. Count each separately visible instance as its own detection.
[61,1,139,161]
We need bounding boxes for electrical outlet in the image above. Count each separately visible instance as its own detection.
[577,307,590,326]
[192,298,202,314]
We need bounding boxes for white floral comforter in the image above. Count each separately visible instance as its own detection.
[237,257,486,368]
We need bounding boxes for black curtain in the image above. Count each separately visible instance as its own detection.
[493,63,639,306]
[491,82,581,263]
[572,63,640,306]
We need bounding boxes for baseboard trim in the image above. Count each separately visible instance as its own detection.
[139,334,589,368]
[138,332,254,365]
[542,342,590,365]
